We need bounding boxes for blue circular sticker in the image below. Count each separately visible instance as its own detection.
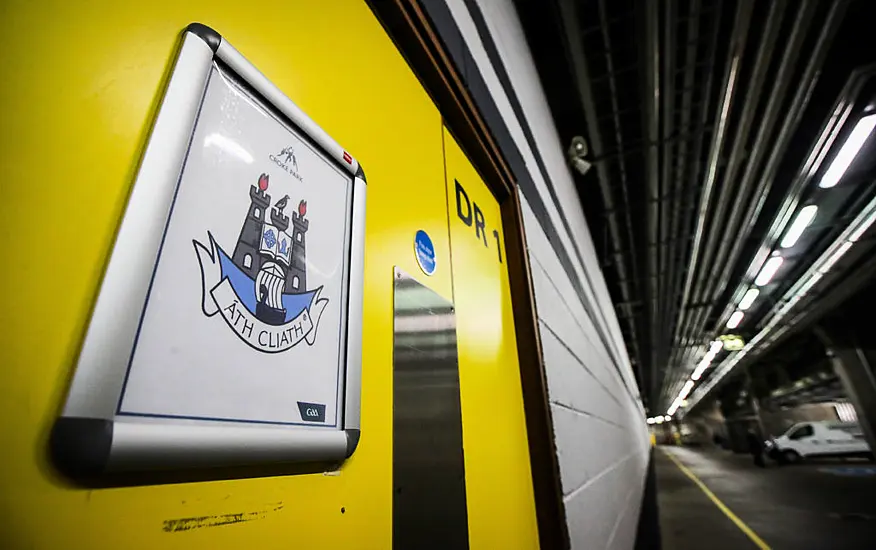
[414,230,436,276]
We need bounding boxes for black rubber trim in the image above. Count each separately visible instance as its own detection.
[185,22,221,53]
[50,417,113,479]
[345,428,361,457]
[355,163,367,184]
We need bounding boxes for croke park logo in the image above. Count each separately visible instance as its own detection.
[269,146,304,182]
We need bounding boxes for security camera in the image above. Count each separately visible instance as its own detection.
[568,136,592,176]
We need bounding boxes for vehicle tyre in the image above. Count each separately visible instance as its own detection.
[781,449,801,464]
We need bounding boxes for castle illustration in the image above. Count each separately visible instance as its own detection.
[231,173,309,325]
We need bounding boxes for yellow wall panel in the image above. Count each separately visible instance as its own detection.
[442,128,540,549]
[0,1,452,548]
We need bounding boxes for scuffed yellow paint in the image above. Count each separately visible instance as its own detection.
[162,502,285,533]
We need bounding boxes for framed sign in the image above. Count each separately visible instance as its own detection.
[51,23,365,478]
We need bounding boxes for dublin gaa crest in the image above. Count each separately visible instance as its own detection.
[193,173,328,353]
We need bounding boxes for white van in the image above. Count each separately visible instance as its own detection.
[768,421,872,463]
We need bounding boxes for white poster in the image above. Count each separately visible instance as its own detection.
[118,65,352,427]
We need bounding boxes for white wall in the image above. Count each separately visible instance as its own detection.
[442,1,651,548]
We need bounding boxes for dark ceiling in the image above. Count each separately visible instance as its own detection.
[514,0,876,411]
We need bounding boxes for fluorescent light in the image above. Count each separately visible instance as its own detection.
[646,417,656,425]
[692,344,722,377]
[780,205,818,248]
[704,347,720,363]
[664,415,672,422]
[849,209,876,242]
[819,241,853,274]
[667,381,691,416]
[726,310,744,329]
[655,416,664,424]
[820,114,876,188]
[755,256,784,286]
[738,288,760,310]
[679,380,695,400]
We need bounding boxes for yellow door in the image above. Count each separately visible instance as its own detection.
[0,1,452,548]
[1,1,540,546]
[442,128,540,549]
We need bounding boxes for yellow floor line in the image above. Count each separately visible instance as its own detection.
[663,449,772,550]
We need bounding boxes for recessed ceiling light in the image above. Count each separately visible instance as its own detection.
[781,205,818,248]
[820,113,876,189]
[738,288,760,310]
[726,311,744,329]
[755,256,784,286]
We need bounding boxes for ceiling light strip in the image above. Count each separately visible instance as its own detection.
[819,113,876,189]
[755,255,784,286]
[780,204,818,248]
[684,192,876,411]
[738,287,760,310]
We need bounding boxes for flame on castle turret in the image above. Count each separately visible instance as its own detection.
[298,200,307,217]
[258,173,270,191]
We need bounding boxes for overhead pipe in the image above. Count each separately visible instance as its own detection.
[671,4,814,404]
[658,0,678,378]
[590,0,645,371]
[556,0,644,371]
[670,0,754,361]
[685,0,816,351]
[644,0,662,390]
[689,0,786,307]
[662,0,699,363]
[663,0,709,347]
[662,0,724,403]
[670,2,848,407]
[596,0,643,348]
[683,0,788,351]
[588,0,644,366]
[665,0,752,404]
[706,1,847,336]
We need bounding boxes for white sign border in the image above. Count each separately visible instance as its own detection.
[51,23,365,479]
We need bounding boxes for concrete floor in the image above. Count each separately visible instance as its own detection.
[656,446,876,550]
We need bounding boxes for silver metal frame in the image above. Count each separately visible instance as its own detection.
[51,23,365,478]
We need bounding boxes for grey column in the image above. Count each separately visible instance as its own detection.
[815,325,876,454]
